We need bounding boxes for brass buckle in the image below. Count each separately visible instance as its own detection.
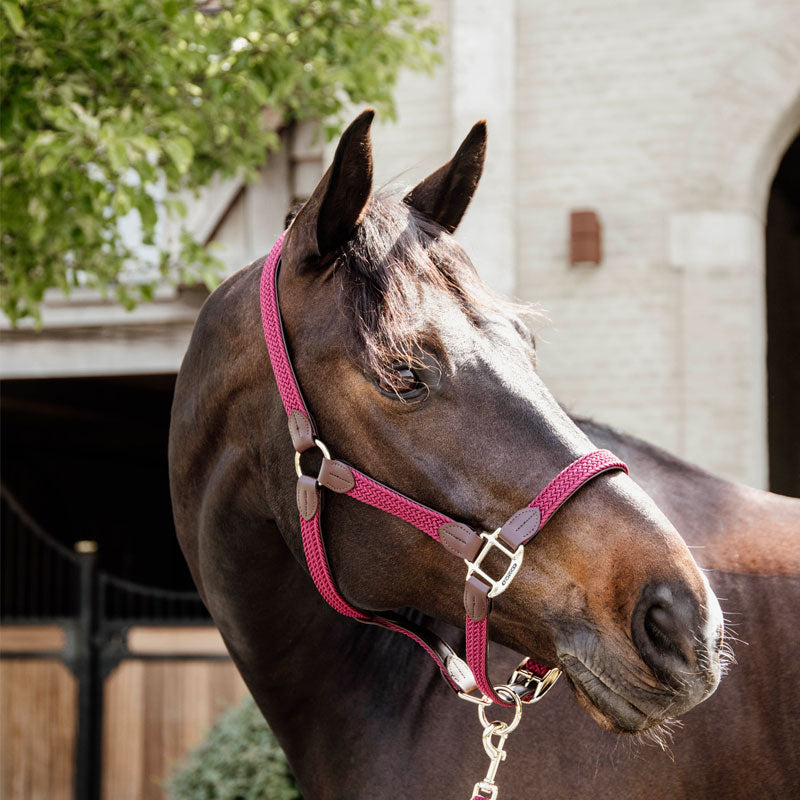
[465,528,524,598]
[458,688,492,706]
[508,660,562,704]
[294,438,331,479]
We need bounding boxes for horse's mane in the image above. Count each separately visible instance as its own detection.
[319,193,531,393]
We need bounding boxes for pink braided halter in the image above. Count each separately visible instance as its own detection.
[260,232,628,706]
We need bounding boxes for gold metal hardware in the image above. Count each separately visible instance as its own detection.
[464,528,524,598]
[457,689,493,706]
[477,685,523,733]
[508,660,562,703]
[294,438,331,479]
[472,777,500,799]
[468,685,522,800]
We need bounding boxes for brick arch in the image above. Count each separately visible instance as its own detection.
[680,35,800,218]
[667,34,800,489]
[752,91,800,218]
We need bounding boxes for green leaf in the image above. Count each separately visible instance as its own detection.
[113,185,132,215]
[163,135,194,174]
[2,2,24,35]
[165,197,187,217]
[107,139,128,173]
[136,192,158,234]
[38,151,60,175]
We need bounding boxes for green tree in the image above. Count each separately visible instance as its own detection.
[0,0,439,324]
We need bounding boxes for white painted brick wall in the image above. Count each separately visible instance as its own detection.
[367,0,799,486]
[511,0,800,486]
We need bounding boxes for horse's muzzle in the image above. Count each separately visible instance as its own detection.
[631,580,724,697]
[557,578,724,732]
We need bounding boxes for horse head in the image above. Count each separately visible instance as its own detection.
[255,110,724,734]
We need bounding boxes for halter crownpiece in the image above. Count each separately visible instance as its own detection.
[260,230,629,711]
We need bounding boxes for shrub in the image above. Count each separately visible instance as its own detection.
[166,696,301,800]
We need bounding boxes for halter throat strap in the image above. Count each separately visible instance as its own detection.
[260,232,628,706]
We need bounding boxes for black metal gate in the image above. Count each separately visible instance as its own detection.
[1,487,220,800]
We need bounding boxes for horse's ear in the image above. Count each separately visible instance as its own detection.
[403,121,486,233]
[285,109,374,269]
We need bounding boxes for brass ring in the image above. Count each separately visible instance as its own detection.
[294,438,331,478]
[478,685,523,734]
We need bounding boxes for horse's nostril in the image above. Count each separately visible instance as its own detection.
[644,604,691,662]
[632,582,700,685]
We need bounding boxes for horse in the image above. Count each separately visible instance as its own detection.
[168,111,728,799]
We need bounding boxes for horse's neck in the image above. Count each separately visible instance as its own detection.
[577,419,800,576]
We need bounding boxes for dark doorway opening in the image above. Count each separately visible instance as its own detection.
[1,374,195,591]
[766,132,800,498]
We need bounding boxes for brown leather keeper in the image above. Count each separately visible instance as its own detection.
[288,409,315,453]
[464,576,491,622]
[318,459,355,493]
[498,507,541,550]
[296,475,318,521]
[439,522,482,561]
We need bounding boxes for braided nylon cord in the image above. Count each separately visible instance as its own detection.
[465,448,629,706]
[531,449,628,525]
[379,620,461,692]
[301,514,367,619]
[465,617,504,704]
[260,235,460,689]
[302,514,461,690]
[259,233,454,542]
[347,468,452,541]
[259,233,308,417]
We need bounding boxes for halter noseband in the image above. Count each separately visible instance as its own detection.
[260,232,628,708]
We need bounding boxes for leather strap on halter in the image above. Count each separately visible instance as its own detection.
[260,232,628,705]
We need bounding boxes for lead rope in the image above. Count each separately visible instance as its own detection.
[259,232,628,800]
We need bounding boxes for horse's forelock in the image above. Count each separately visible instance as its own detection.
[333,192,531,392]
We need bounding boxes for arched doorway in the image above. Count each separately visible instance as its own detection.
[766,132,800,497]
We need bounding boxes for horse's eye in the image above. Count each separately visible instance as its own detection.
[376,363,426,400]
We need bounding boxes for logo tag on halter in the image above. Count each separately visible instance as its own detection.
[446,654,478,694]
[499,561,519,588]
